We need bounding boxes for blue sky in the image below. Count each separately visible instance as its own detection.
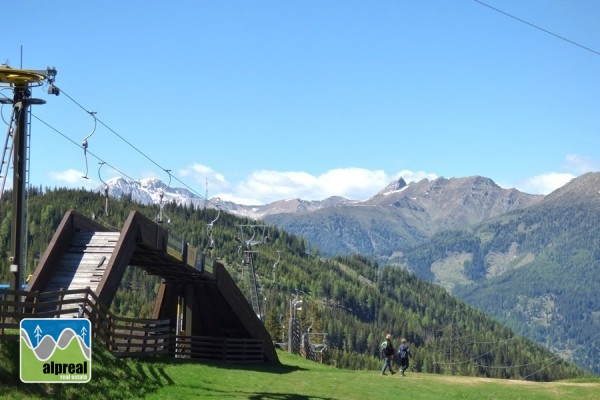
[2,0,599,205]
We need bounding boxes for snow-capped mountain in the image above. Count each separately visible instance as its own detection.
[96,177,345,219]
[376,177,408,196]
[98,177,210,209]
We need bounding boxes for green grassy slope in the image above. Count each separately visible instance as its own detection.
[2,341,599,400]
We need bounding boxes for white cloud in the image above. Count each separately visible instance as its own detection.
[178,163,230,195]
[516,172,576,195]
[48,169,97,189]
[216,193,264,205]
[511,154,598,195]
[227,168,390,205]
[564,154,599,173]
[211,167,440,205]
[138,171,161,180]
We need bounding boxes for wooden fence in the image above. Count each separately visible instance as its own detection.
[172,335,264,361]
[0,288,264,363]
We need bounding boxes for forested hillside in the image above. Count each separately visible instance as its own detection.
[395,174,600,375]
[0,188,588,380]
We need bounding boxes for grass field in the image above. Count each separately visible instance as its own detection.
[1,342,599,400]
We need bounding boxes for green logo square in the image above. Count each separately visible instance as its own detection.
[20,318,92,383]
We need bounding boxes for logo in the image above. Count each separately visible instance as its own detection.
[20,318,92,383]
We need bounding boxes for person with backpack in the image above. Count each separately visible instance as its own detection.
[397,338,411,376]
[380,333,396,375]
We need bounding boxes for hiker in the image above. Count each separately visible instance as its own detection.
[397,338,411,376]
[380,333,396,375]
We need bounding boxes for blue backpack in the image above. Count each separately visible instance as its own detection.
[398,344,409,358]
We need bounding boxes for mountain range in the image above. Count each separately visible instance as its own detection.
[99,175,542,258]
[264,176,543,257]
[97,172,600,375]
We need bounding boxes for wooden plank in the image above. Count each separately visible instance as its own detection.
[51,273,106,280]
[112,350,170,358]
[112,325,170,333]
[63,268,109,275]
[112,333,171,341]
[67,245,118,251]
[62,256,113,264]
[62,253,111,259]
[70,237,119,243]
[52,270,106,276]
[112,323,170,331]
[0,334,20,341]
[110,315,170,324]
[70,239,119,244]
[111,332,171,341]
[112,342,169,351]
[32,288,90,298]
[73,231,118,238]
[71,232,120,241]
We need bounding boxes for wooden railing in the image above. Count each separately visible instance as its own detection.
[0,288,264,363]
[172,335,264,362]
[167,232,208,273]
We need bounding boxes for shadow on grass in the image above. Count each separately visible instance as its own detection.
[147,354,307,375]
[175,383,337,400]
[247,393,336,400]
[1,341,173,400]
[0,339,49,399]
[2,340,311,399]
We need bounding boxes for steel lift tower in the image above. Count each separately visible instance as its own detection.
[0,65,58,312]
[236,224,270,320]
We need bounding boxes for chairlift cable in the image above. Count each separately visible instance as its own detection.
[31,114,138,183]
[39,86,221,207]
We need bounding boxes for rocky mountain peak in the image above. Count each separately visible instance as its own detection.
[378,177,408,196]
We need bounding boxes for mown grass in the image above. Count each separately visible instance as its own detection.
[1,341,599,400]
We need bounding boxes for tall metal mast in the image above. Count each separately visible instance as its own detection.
[236,224,270,320]
[0,65,58,311]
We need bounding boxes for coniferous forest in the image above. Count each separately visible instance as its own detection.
[0,188,589,381]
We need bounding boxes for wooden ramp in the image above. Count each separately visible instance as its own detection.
[40,232,119,317]
[25,209,278,363]
[26,210,113,307]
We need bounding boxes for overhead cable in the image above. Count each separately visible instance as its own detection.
[51,87,221,209]
[31,114,138,183]
[475,0,600,57]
